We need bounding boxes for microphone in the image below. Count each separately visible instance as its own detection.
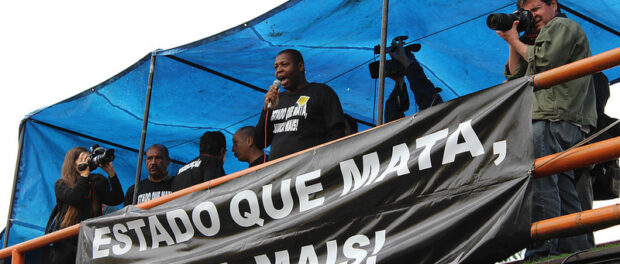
[267,79,281,110]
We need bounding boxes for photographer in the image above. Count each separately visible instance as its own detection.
[495,0,596,259]
[385,39,443,122]
[48,147,124,264]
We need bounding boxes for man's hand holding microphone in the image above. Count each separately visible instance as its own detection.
[264,79,281,111]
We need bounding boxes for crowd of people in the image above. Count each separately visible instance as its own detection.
[46,0,616,262]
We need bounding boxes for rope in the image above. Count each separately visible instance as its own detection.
[534,119,620,170]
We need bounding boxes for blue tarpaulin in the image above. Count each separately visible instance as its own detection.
[4,0,619,247]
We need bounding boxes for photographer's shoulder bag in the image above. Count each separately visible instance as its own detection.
[44,203,67,234]
[592,159,620,200]
[589,72,620,200]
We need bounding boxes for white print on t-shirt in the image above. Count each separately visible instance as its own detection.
[271,96,309,134]
[178,159,201,174]
[273,119,299,133]
[136,191,172,204]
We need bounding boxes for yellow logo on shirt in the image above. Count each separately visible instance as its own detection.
[297,96,309,106]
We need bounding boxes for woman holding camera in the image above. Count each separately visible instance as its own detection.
[49,147,124,264]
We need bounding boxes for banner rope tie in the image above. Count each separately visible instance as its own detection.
[534,119,620,171]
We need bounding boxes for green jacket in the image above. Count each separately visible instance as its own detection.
[505,17,597,128]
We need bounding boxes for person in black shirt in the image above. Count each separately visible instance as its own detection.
[49,147,124,264]
[124,144,174,206]
[172,131,226,191]
[233,126,267,167]
[384,39,443,122]
[255,49,346,161]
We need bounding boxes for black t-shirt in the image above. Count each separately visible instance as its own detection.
[249,154,267,167]
[124,176,173,206]
[255,83,345,161]
[171,155,225,191]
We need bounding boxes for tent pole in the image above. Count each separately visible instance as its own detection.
[376,0,389,125]
[133,51,158,205]
[2,121,26,249]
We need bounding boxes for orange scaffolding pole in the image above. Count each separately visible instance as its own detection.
[0,225,80,260]
[533,136,620,178]
[10,249,23,264]
[2,137,618,261]
[531,204,620,242]
[533,47,620,89]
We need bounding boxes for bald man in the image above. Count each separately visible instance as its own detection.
[232,126,267,167]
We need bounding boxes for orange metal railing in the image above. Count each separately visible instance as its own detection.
[1,47,619,263]
[1,139,619,263]
[533,47,620,89]
[530,138,620,241]
[533,136,620,178]
[531,203,620,242]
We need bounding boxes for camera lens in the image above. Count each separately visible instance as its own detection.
[486,13,515,31]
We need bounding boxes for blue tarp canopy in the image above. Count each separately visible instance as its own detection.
[4,0,619,247]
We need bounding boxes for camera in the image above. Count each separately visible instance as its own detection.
[78,144,115,171]
[373,36,421,55]
[368,60,404,79]
[486,9,533,32]
[369,36,421,79]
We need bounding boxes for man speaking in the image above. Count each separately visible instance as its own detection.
[255,49,346,161]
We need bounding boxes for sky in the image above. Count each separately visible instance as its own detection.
[0,0,287,235]
[0,0,618,248]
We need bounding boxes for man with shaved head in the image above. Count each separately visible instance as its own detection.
[232,126,267,168]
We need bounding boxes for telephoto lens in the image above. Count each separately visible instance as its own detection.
[486,10,533,32]
[487,13,516,31]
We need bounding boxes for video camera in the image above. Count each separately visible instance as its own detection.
[369,36,421,79]
[77,144,115,171]
[486,9,533,32]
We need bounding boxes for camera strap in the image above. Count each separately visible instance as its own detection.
[83,182,93,199]
[264,109,269,163]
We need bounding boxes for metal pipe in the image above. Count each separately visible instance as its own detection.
[533,47,620,89]
[0,225,79,259]
[531,204,620,242]
[133,51,158,205]
[533,136,620,178]
[10,249,22,264]
[376,0,389,125]
[2,121,27,249]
